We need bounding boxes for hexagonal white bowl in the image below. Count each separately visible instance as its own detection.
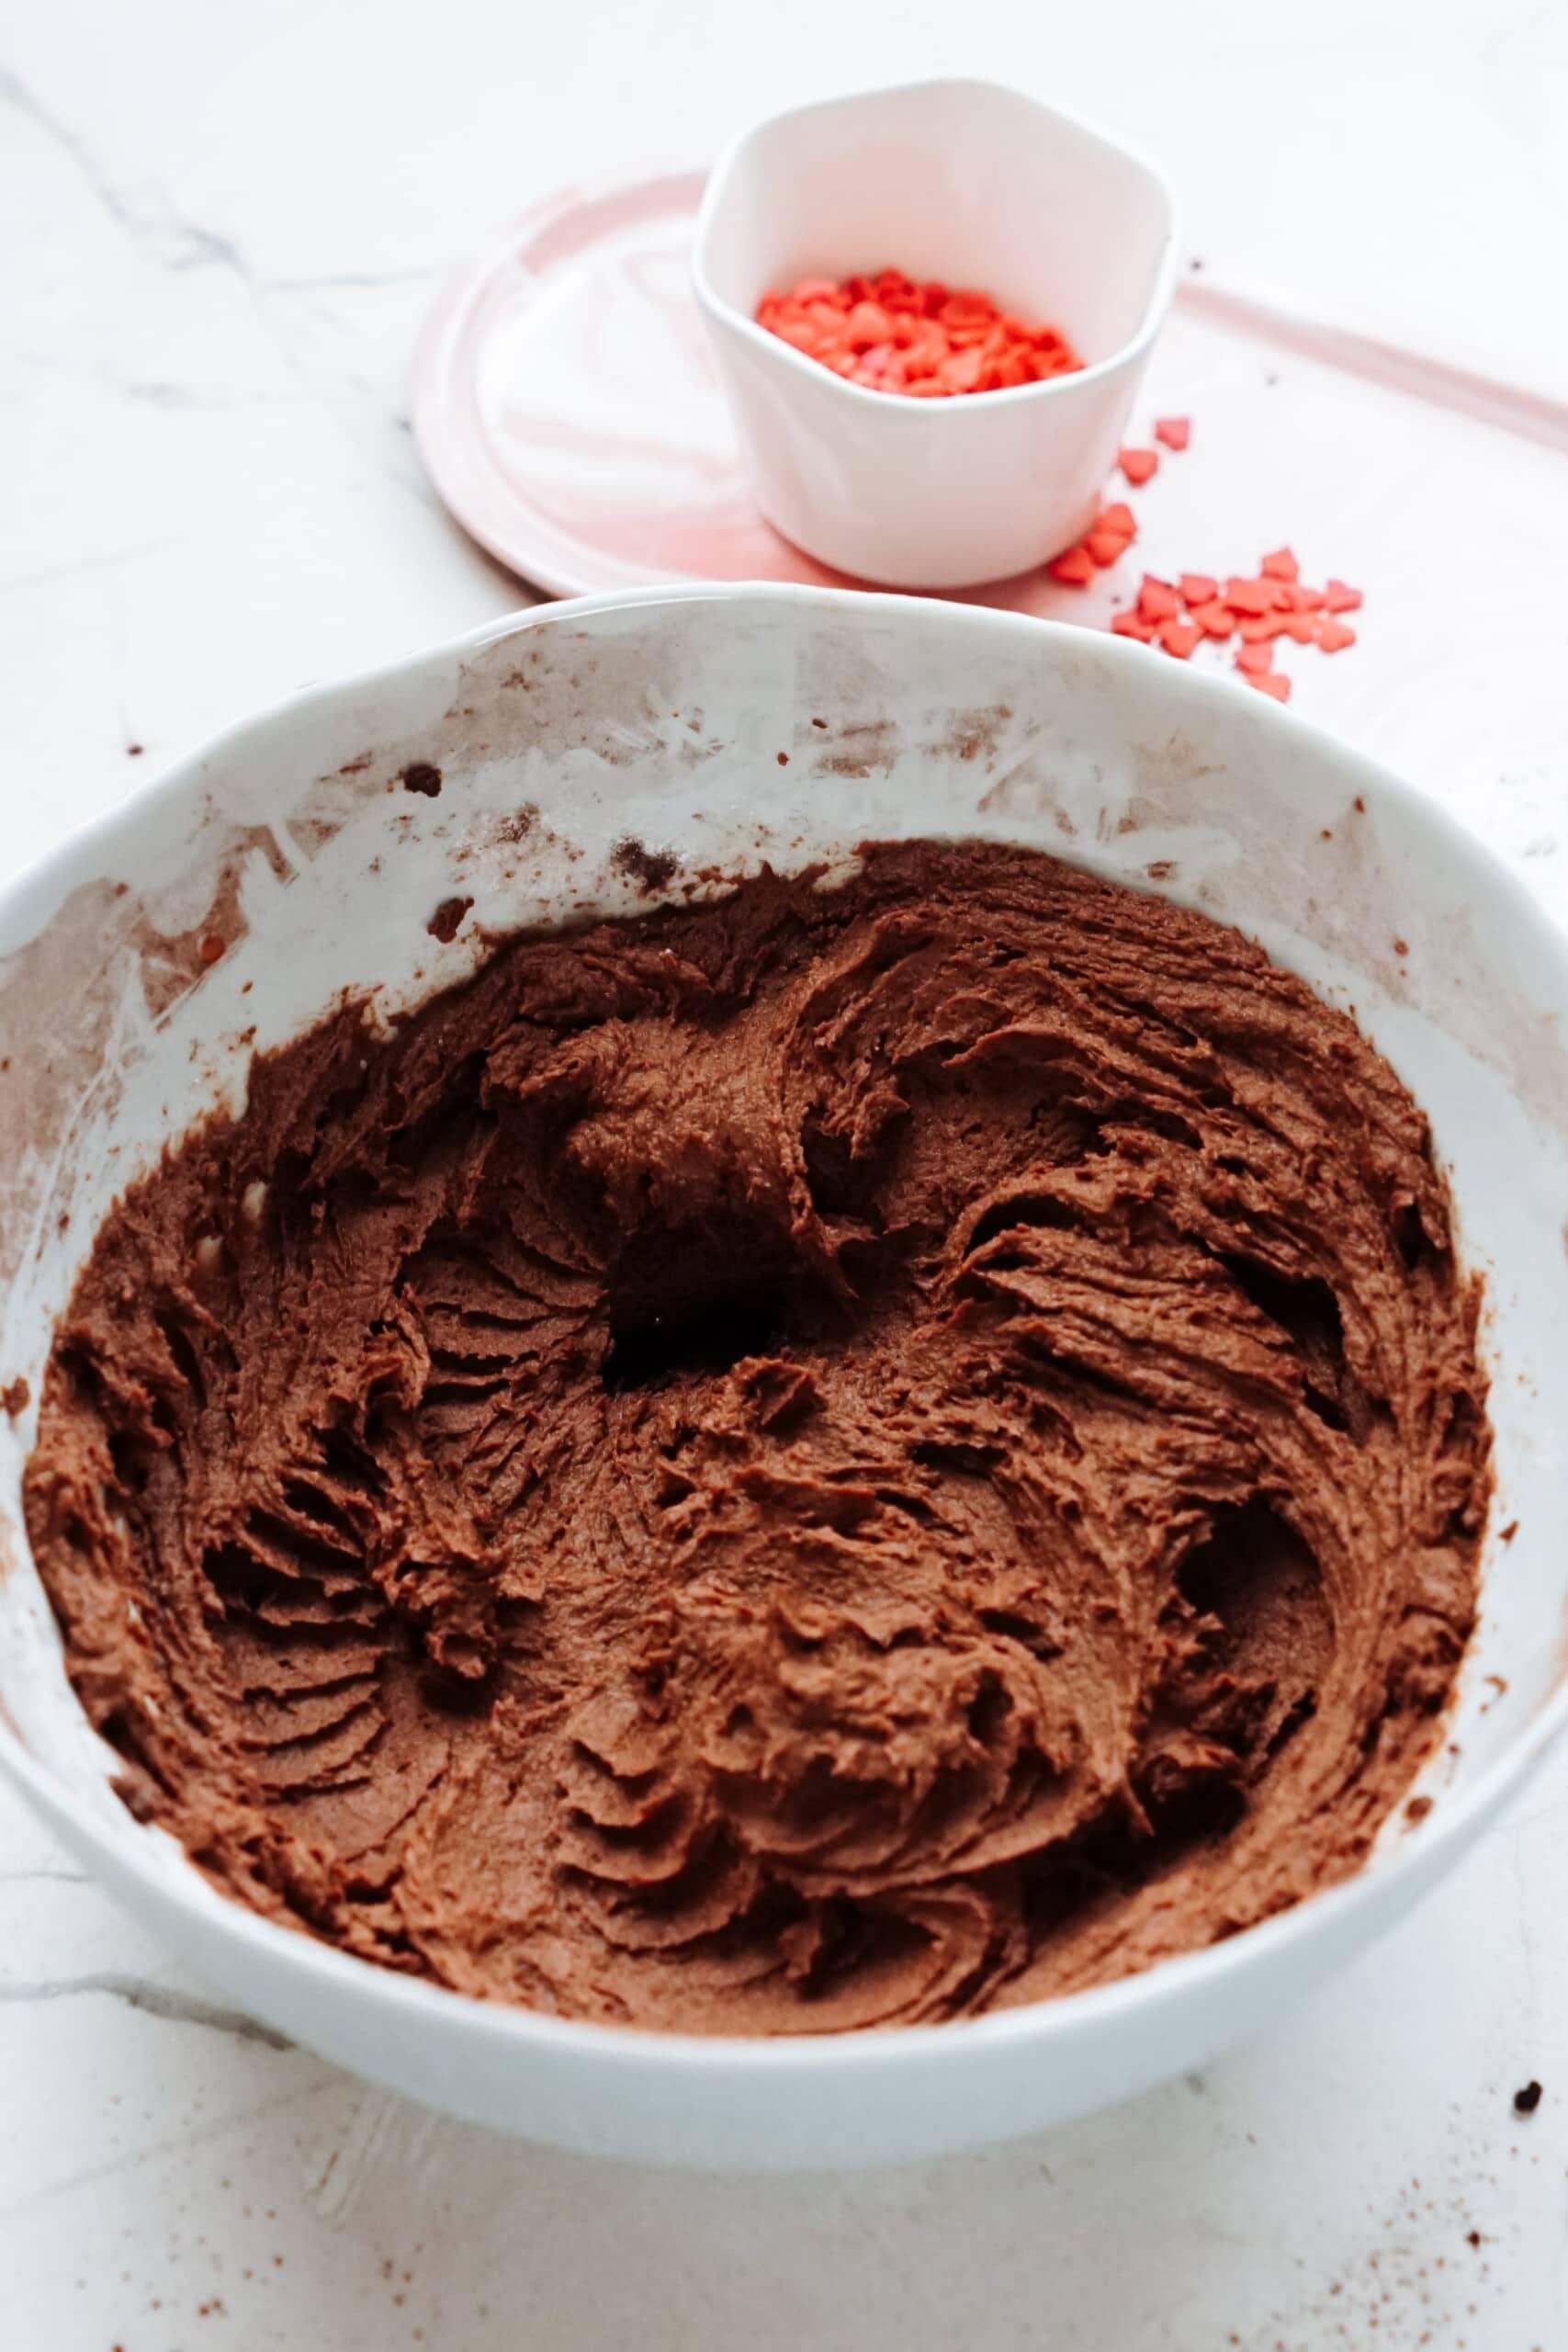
[693,80,1176,587]
[2,585,1566,2170]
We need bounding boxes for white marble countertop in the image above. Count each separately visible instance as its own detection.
[6,4,1568,2346]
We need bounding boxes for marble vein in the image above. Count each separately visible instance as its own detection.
[260,267,435,292]
[0,1970,292,2049]
[0,65,247,275]
[0,2076,341,2226]
[0,533,204,600]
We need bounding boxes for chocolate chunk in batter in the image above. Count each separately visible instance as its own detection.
[26,841,1486,2033]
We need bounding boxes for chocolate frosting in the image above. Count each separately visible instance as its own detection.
[26,842,1486,2032]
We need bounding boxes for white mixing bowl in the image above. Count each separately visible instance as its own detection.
[2,585,1566,2170]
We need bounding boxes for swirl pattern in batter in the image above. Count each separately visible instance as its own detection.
[27,841,1486,2031]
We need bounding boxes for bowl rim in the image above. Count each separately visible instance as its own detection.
[3,577,1565,2086]
[691,76,1179,419]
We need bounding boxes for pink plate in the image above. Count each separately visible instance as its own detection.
[413,164,1568,705]
[412,172,1093,613]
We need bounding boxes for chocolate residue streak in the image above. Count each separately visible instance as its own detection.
[426,897,473,944]
[458,624,716,778]
[131,827,292,1019]
[0,877,132,1280]
[1404,1794,1433,1823]
[815,719,899,781]
[287,759,400,859]
[0,823,282,1296]
[2,1376,29,1417]
[288,817,341,854]
[491,806,538,848]
[611,838,677,894]
[932,705,1012,766]
[401,763,443,799]
[973,757,1056,824]
[133,886,240,1015]
[1131,730,1220,796]
[26,842,1486,2036]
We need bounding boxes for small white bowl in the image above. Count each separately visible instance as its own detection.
[692,79,1177,588]
[4,586,1567,2170]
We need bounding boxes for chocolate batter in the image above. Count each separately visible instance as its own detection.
[27,842,1486,2032]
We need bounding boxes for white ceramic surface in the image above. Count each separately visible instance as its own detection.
[2,584,1567,2174]
[692,81,1176,589]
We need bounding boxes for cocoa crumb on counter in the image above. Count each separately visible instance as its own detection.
[1514,2080,1543,2115]
[400,762,443,797]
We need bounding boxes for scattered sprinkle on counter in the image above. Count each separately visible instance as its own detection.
[1045,417,1364,699]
